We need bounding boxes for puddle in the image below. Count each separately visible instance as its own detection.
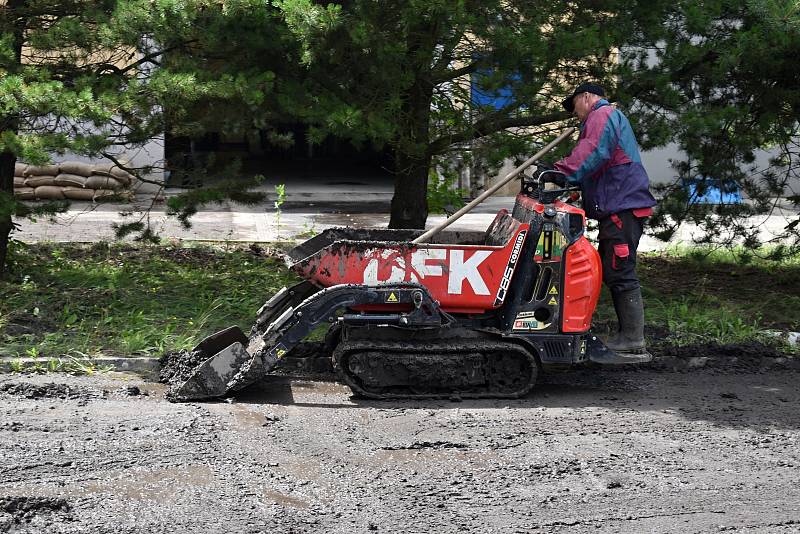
[56,466,216,501]
[262,489,310,509]
[229,405,279,429]
[290,380,351,396]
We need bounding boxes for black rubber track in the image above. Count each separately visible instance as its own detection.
[333,340,538,399]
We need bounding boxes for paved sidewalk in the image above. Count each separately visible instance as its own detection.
[12,185,798,253]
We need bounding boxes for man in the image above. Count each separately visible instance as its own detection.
[552,83,656,356]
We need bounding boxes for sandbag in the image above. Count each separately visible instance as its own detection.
[58,161,94,177]
[14,187,35,200]
[54,173,88,187]
[91,163,113,174]
[14,163,27,177]
[92,164,132,186]
[85,174,123,190]
[34,185,65,200]
[24,164,60,177]
[110,167,134,185]
[14,177,25,187]
[63,187,96,201]
[24,175,57,187]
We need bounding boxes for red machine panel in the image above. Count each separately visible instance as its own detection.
[561,236,602,332]
[292,221,531,314]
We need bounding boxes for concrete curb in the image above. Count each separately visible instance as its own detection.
[0,356,161,378]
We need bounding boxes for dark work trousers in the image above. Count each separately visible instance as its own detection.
[597,209,647,293]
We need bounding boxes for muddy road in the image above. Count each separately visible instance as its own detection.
[0,366,799,533]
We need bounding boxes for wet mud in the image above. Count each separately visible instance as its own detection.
[652,340,793,370]
[159,338,798,406]
[159,349,206,385]
[0,496,71,528]
[0,381,104,400]
[1,365,799,532]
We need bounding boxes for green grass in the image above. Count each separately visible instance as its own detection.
[1,242,798,360]
[0,242,300,359]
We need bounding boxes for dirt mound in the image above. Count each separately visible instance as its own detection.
[0,496,70,525]
[0,382,103,400]
[651,341,797,372]
[160,342,334,390]
[159,349,206,385]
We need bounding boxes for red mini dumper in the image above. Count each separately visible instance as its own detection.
[171,169,650,402]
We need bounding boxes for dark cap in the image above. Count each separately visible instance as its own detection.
[562,83,605,112]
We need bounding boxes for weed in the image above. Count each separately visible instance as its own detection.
[295,220,318,240]
[650,295,765,345]
[273,183,286,228]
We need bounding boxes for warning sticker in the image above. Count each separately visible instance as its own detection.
[548,286,558,295]
[269,343,289,359]
[548,296,558,306]
[386,292,399,303]
[513,318,551,331]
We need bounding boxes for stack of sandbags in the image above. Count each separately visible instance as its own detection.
[12,161,134,201]
[13,163,34,199]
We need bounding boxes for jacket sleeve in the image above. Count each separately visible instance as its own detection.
[554,108,621,184]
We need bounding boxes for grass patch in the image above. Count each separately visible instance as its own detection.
[1,242,797,360]
[593,247,800,350]
[0,242,299,359]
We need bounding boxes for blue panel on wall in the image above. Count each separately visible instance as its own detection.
[684,176,743,204]
[471,69,519,110]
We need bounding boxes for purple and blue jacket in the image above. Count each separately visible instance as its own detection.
[554,99,656,221]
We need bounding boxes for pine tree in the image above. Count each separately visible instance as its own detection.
[0,0,164,276]
[273,0,635,228]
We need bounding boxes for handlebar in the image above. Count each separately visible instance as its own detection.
[523,169,580,203]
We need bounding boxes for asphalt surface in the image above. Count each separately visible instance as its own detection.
[1,366,799,533]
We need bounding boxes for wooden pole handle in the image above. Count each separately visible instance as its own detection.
[412,127,576,244]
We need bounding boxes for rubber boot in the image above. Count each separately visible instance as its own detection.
[605,287,646,353]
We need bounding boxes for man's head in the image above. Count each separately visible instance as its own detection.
[562,83,605,121]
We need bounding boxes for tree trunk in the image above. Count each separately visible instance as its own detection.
[389,151,431,229]
[389,80,434,229]
[0,152,15,279]
[0,0,24,278]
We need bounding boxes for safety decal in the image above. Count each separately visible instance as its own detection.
[513,318,551,331]
[386,292,399,303]
[493,230,527,307]
[270,343,289,359]
[548,296,558,306]
[548,285,558,295]
[534,224,566,263]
